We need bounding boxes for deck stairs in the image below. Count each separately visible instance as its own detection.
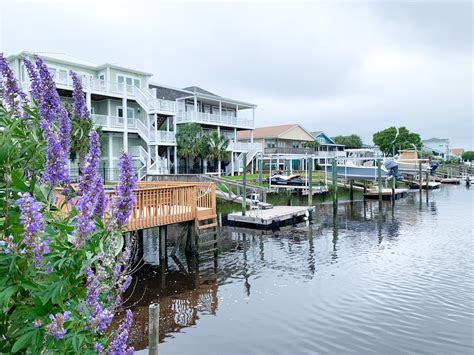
[225,145,261,175]
[195,214,219,255]
[130,146,169,180]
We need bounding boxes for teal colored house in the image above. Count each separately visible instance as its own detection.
[310,131,346,164]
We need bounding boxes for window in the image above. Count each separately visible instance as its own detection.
[58,69,68,83]
[117,75,140,94]
[266,139,276,148]
[204,104,211,113]
[292,141,300,148]
[117,106,134,124]
[99,74,105,81]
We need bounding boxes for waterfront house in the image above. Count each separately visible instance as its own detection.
[237,124,317,170]
[422,137,451,160]
[8,52,258,179]
[309,131,346,164]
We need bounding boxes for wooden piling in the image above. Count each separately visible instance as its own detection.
[258,159,263,186]
[391,176,396,203]
[308,158,313,206]
[242,153,247,216]
[418,161,423,196]
[377,160,382,204]
[331,159,337,203]
[149,303,160,355]
[425,170,429,203]
[159,227,166,263]
[349,179,354,201]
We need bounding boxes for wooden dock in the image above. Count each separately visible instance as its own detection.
[227,206,314,229]
[364,188,409,200]
[440,178,460,184]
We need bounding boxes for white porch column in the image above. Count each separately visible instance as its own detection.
[219,101,222,116]
[234,128,237,142]
[231,153,234,177]
[217,126,221,176]
[194,95,198,118]
[174,146,178,175]
[250,130,254,144]
[154,145,158,166]
[122,96,128,152]
[108,133,113,181]
[86,91,92,111]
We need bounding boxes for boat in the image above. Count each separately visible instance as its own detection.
[396,150,430,175]
[322,149,389,180]
[266,173,305,186]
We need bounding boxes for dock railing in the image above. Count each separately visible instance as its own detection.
[57,181,216,232]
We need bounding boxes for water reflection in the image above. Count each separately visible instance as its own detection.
[127,186,473,354]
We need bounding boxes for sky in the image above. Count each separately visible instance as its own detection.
[1,0,472,149]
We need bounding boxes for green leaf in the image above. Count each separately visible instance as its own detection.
[114,233,124,256]
[0,285,18,308]
[11,329,37,353]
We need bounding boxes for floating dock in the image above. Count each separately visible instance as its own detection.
[364,188,409,200]
[227,206,314,229]
[440,178,460,184]
[409,181,442,190]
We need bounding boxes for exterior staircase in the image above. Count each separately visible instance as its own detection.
[225,143,262,175]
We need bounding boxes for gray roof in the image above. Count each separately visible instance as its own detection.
[150,84,190,101]
[183,86,220,97]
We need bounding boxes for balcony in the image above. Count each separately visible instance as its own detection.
[228,142,262,152]
[51,75,176,115]
[263,147,346,157]
[176,111,254,129]
[92,114,176,145]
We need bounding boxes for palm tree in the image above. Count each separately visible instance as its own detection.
[203,131,230,176]
[176,123,203,173]
[303,140,320,151]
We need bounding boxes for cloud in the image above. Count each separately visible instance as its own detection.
[1,0,472,148]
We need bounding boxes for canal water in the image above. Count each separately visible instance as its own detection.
[127,184,473,354]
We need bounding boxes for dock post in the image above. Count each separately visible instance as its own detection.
[418,161,423,196]
[242,153,247,216]
[308,158,313,206]
[377,159,382,204]
[258,159,263,186]
[149,303,160,355]
[349,179,354,201]
[363,180,367,194]
[331,159,338,204]
[159,227,166,264]
[391,176,396,204]
[425,170,429,203]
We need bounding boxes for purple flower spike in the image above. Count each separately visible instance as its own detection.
[107,309,134,354]
[110,152,137,229]
[0,53,29,115]
[73,131,102,247]
[70,71,91,120]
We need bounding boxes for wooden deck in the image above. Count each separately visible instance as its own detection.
[364,188,409,200]
[123,182,216,231]
[58,181,217,232]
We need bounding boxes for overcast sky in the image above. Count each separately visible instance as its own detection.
[1,0,472,148]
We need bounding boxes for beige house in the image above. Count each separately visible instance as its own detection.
[237,124,315,155]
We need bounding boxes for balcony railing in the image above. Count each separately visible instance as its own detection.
[264,147,346,157]
[228,142,262,152]
[176,111,254,128]
[92,114,176,145]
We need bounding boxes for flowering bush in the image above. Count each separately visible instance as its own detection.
[0,54,136,353]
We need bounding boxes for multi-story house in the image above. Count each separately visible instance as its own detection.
[8,52,258,179]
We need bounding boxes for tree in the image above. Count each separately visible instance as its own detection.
[372,126,422,155]
[176,123,204,173]
[462,151,474,162]
[203,131,230,175]
[333,134,363,149]
[302,140,320,149]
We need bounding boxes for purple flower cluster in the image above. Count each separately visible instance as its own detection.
[45,311,71,340]
[110,152,137,229]
[23,56,70,187]
[0,53,29,116]
[85,267,114,333]
[16,193,50,263]
[106,309,134,354]
[73,131,107,247]
[70,71,91,120]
